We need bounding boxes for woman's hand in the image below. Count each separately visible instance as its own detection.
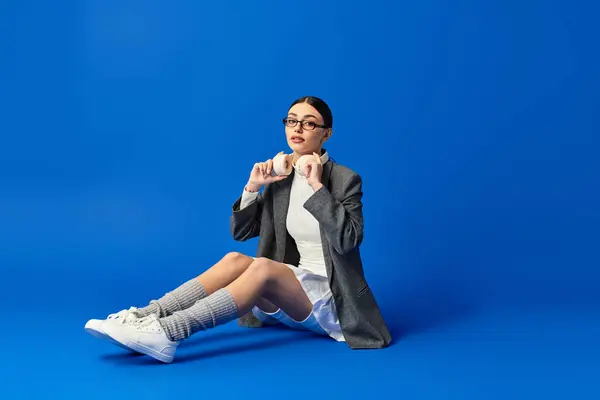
[305,152,324,191]
[246,155,287,191]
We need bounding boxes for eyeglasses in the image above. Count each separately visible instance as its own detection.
[282,117,327,131]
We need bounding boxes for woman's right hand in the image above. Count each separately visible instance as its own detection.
[247,157,287,191]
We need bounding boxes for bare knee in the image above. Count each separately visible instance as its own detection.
[223,251,245,262]
[222,251,252,267]
[246,257,276,287]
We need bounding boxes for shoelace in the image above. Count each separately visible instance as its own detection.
[136,314,158,328]
[107,310,126,320]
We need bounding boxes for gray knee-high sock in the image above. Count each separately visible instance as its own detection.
[134,278,208,318]
[159,288,239,341]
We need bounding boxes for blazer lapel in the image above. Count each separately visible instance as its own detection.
[318,160,335,286]
[321,159,332,190]
[273,171,293,261]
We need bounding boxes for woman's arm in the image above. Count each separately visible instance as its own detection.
[303,173,364,255]
[230,187,263,241]
[231,157,288,242]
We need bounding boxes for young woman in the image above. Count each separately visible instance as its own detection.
[85,96,392,363]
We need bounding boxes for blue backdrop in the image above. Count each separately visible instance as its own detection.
[1,1,598,398]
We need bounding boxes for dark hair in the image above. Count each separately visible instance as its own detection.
[289,96,333,128]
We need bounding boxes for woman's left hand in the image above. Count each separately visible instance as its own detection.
[305,152,324,191]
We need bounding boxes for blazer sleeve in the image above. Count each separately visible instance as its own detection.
[303,173,364,255]
[230,188,264,242]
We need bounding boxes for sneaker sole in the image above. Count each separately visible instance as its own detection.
[85,326,138,353]
[102,321,175,363]
[125,340,175,364]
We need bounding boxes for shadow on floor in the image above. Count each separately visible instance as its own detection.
[100,325,328,365]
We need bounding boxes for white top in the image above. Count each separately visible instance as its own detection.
[239,151,330,277]
[239,151,345,342]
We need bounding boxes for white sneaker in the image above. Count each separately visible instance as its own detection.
[103,314,180,363]
[84,307,142,351]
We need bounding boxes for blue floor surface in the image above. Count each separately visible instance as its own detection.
[4,266,598,400]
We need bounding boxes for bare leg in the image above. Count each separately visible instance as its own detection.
[226,257,313,321]
[196,252,255,294]
[196,252,278,314]
[105,257,314,363]
[134,252,274,320]
[255,297,279,314]
[155,262,298,342]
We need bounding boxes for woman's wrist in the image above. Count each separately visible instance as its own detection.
[310,182,324,192]
[245,182,261,192]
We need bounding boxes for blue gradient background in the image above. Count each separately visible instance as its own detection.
[1,1,598,398]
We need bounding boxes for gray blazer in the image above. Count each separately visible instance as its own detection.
[230,154,392,349]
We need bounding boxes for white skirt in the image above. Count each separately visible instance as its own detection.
[251,263,345,342]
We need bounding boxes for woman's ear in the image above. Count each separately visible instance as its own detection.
[322,129,332,143]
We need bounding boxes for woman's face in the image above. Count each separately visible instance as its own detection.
[284,102,331,156]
